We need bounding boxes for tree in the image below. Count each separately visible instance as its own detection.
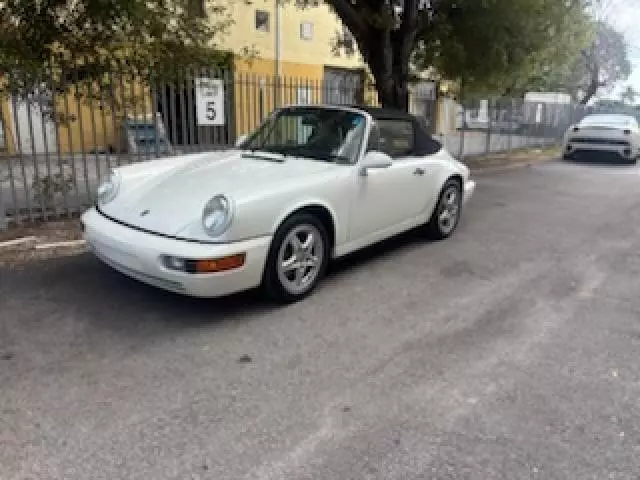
[576,22,631,104]
[0,0,232,91]
[504,22,631,105]
[413,0,592,98]
[297,0,589,110]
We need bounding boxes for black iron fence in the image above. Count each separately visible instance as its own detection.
[0,64,585,227]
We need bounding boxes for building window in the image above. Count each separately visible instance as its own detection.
[300,22,313,40]
[255,10,270,32]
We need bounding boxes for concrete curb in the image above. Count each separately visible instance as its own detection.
[469,156,557,175]
[0,237,87,259]
[35,239,87,254]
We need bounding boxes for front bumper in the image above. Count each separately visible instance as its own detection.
[564,138,638,159]
[81,207,272,298]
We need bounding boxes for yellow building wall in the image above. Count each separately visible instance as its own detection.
[56,82,153,154]
[214,0,369,137]
[0,81,153,155]
[218,1,364,69]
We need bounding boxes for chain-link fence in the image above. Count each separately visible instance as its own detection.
[0,62,586,228]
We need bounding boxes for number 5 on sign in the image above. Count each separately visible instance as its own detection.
[195,78,225,126]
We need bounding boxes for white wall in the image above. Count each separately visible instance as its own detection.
[8,96,58,155]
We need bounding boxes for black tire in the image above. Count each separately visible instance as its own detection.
[262,213,330,304]
[423,179,463,240]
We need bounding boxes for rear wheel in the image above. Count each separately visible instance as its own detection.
[262,213,329,304]
[423,179,463,240]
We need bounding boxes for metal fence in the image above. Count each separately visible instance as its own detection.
[0,64,585,228]
[438,97,588,158]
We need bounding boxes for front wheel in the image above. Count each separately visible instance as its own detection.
[262,213,329,304]
[423,179,463,240]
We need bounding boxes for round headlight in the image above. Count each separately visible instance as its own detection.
[97,170,120,205]
[202,194,234,237]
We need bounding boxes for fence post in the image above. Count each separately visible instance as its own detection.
[226,68,236,145]
[459,103,466,161]
[0,172,6,231]
[485,99,492,155]
[259,77,265,123]
[507,99,513,154]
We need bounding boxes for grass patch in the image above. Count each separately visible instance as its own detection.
[464,146,560,170]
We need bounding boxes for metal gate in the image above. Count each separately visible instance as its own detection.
[409,81,437,134]
[323,67,365,105]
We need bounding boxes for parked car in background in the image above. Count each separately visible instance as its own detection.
[82,105,476,303]
[563,114,640,164]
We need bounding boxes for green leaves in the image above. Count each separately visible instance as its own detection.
[413,0,593,96]
[0,0,232,89]
[310,0,599,108]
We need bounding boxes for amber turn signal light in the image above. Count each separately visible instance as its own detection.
[194,253,246,273]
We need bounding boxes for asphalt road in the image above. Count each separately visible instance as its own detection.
[3,159,640,479]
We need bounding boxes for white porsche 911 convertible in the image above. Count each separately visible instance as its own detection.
[81,105,476,303]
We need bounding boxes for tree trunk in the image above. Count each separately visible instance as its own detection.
[340,2,418,112]
[580,78,598,105]
[377,74,409,110]
[367,37,411,111]
[580,54,600,105]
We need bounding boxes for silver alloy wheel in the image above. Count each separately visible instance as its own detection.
[276,224,324,296]
[437,185,461,235]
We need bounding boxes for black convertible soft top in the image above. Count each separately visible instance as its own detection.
[279,104,443,156]
[348,105,443,156]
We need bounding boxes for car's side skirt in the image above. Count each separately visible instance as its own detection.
[333,214,427,259]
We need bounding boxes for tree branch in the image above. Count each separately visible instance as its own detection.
[327,0,369,39]
[399,0,420,68]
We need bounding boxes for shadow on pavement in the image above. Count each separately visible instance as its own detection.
[1,227,438,330]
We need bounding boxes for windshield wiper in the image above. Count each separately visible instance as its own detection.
[293,147,351,164]
[241,150,286,163]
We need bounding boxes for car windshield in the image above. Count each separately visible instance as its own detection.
[240,107,367,164]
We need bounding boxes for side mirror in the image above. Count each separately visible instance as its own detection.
[359,151,392,176]
[235,134,248,147]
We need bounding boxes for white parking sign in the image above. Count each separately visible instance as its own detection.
[195,78,225,126]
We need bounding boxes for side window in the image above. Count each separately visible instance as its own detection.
[366,123,381,152]
[376,119,415,158]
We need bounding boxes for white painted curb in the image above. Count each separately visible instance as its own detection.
[0,236,38,252]
[35,239,87,251]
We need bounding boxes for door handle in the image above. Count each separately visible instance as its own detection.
[413,168,425,176]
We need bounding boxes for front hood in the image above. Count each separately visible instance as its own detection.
[100,150,338,237]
